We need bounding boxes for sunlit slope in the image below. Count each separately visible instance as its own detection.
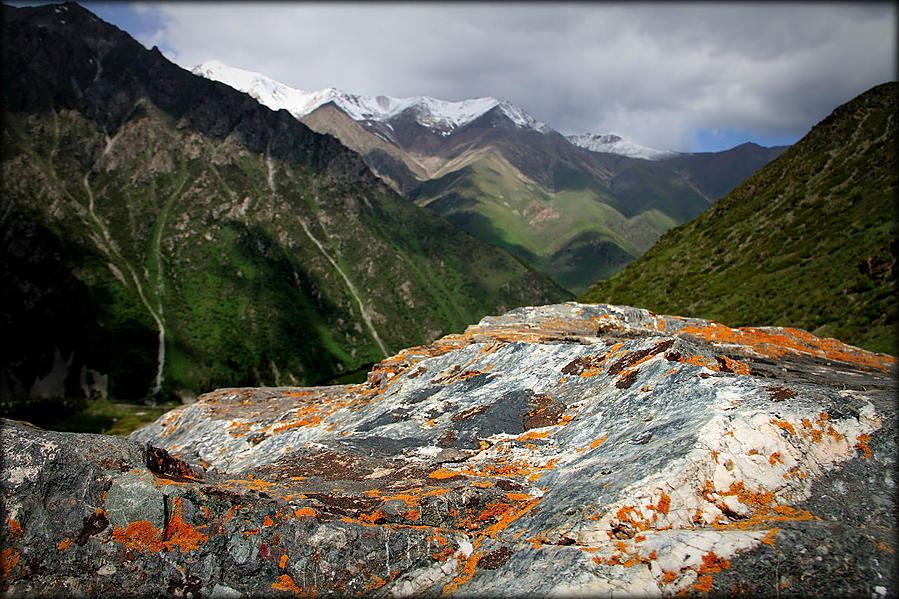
[582,82,897,354]
[411,150,695,293]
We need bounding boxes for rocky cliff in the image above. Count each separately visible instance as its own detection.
[2,302,895,597]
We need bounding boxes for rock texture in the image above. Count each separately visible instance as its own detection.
[2,302,896,597]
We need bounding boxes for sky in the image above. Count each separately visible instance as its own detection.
[15,2,898,153]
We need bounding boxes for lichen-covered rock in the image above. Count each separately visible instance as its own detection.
[2,303,896,597]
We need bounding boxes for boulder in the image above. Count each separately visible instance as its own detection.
[2,302,895,597]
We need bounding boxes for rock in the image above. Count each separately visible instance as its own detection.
[2,302,895,597]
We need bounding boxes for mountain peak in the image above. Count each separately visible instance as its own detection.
[192,60,551,135]
[566,132,677,160]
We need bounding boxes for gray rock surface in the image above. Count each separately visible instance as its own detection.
[2,302,896,597]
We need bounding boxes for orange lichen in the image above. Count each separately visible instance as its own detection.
[698,552,730,574]
[769,452,783,465]
[770,419,796,436]
[590,437,607,450]
[718,356,752,375]
[279,554,289,568]
[163,499,208,552]
[482,497,543,540]
[678,322,896,372]
[721,481,775,512]
[760,528,779,546]
[855,433,872,459]
[364,575,388,592]
[57,537,73,550]
[661,570,679,584]
[441,551,482,596]
[429,467,463,480]
[113,521,165,552]
[1,548,19,572]
[613,505,652,533]
[501,493,530,502]
[657,492,671,515]
[518,430,550,441]
[359,510,385,525]
[7,519,22,537]
[272,574,301,593]
[691,575,714,593]
[263,516,275,527]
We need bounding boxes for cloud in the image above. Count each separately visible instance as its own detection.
[126,2,895,152]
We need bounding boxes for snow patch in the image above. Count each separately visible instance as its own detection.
[193,60,551,134]
[567,133,677,160]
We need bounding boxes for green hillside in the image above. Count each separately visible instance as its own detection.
[581,82,897,355]
[0,3,570,420]
[411,149,698,293]
[300,97,785,296]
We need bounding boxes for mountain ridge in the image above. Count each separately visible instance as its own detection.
[193,60,552,138]
[581,81,897,355]
[1,2,570,411]
[193,60,787,293]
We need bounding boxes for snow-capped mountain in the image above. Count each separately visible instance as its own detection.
[566,133,677,160]
[193,60,551,136]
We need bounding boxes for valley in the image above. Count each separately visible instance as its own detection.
[0,2,568,420]
[196,61,787,293]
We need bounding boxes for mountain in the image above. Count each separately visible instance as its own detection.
[192,60,552,138]
[566,132,676,160]
[3,302,895,596]
[0,2,570,414]
[581,82,897,355]
[196,61,787,294]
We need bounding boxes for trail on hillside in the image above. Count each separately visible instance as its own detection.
[82,171,167,396]
[265,148,389,360]
[299,220,389,359]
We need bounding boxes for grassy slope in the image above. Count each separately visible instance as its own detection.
[414,150,682,293]
[2,94,569,410]
[581,82,897,355]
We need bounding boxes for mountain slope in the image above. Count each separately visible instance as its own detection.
[0,2,569,411]
[581,82,897,355]
[196,62,787,294]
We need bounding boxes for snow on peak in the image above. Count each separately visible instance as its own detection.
[567,133,677,160]
[192,60,550,134]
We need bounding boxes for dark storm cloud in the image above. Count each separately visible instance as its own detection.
[133,2,895,152]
